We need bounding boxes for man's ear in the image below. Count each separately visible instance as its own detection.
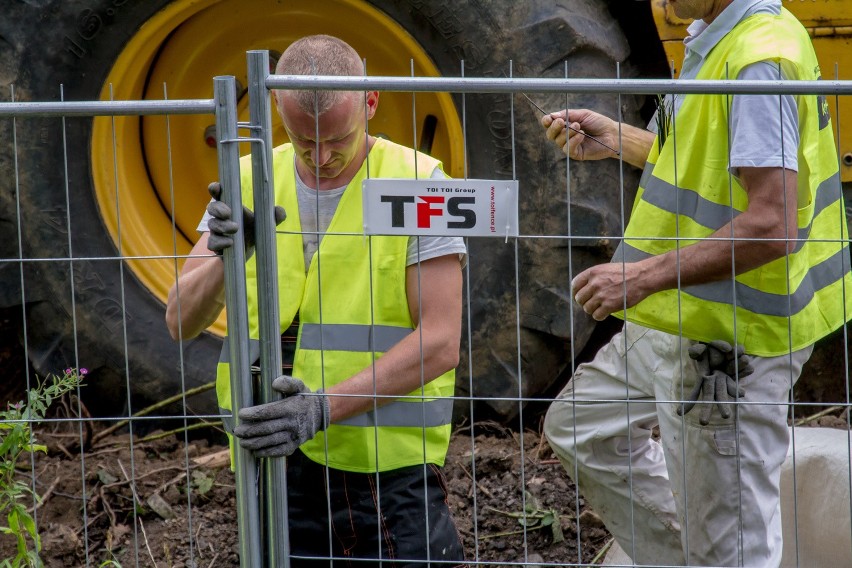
[365,91,379,120]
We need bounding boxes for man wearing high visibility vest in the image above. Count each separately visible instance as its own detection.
[166,35,466,567]
[539,1,852,566]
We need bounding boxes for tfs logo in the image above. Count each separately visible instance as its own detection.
[380,195,476,228]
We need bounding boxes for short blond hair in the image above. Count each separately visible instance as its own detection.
[275,35,364,116]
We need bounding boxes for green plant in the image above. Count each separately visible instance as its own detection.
[655,93,676,152]
[0,368,87,568]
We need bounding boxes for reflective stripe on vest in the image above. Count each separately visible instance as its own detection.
[617,242,851,318]
[299,323,411,352]
[218,327,453,429]
[337,398,454,428]
[637,168,841,252]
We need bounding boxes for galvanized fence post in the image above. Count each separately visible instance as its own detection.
[247,49,290,567]
[213,75,263,568]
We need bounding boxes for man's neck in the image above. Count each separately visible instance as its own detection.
[702,0,735,25]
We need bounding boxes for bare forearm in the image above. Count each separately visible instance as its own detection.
[617,123,656,169]
[325,330,459,422]
[640,168,797,294]
[639,214,791,295]
[166,257,226,340]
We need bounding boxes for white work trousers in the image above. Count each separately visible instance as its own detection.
[543,323,812,567]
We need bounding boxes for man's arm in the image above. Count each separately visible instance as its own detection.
[165,232,226,340]
[542,108,656,169]
[325,253,463,422]
[573,166,798,321]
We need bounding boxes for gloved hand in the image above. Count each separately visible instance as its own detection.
[233,375,330,458]
[206,181,286,258]
[677,340,753,425]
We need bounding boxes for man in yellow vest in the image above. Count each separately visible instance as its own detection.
[539,1,852,566]
[166,35,466,567]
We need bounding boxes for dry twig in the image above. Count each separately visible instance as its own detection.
[139,517,158,567]
[793,405,846,427]
[29,475,61,513]
[458,462,494,499]
[92,381,215,444]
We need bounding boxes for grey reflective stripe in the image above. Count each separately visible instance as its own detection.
[218,337,261,364]
[640,173,744,230]
[639,171,842,240]
[299,323,412,352]
[616,242,850,317]
[638,161,654,191]
[336,398,453,428]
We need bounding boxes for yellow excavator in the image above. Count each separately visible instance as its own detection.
[0,0,848,418]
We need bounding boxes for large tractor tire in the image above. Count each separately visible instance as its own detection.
[0,0,642,420]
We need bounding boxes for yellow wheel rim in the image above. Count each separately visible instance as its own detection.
[92,0,464,336]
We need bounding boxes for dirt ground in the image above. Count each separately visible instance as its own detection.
[0,415,610,567]
[1,307,849,567]
[5,409,849,568]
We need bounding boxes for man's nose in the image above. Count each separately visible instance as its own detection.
[310,145,332,166]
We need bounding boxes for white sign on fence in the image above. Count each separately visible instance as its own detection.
[362,179,519,237]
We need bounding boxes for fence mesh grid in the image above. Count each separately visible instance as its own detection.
[1,65,852,567]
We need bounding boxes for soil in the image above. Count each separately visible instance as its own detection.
[5,407,850,568]
[0,309,847,568]
[0,416,609,567]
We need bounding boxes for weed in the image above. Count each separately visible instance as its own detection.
[0,368,87,568]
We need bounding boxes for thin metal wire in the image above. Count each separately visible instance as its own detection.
[613,61,641,564]
[459,59,483,566]
[834,62,852,565]
[162,81,198,568]
[58,83,95,568]
[11,81,35,538]
[107,81,141,568]
[771,60,799,568]
[562,58,584,561]
[409,58,435,568]
[507,60,531,563]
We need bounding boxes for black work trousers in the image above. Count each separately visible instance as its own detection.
[284,449,466,568]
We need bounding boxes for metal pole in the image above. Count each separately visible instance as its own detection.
[247,49,290,568]
[266,75,852,96]
[213,75,262,568]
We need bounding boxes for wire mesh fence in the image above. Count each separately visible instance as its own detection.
[2,59,852,568]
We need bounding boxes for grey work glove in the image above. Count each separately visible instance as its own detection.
[205,181,286,258]
[677,340,753,425]
[233,375,330,458]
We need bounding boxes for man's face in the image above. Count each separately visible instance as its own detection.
[276,91,378,188]
[668,0,731,22]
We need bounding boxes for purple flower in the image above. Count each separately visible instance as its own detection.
[80,368,89,376]
[64,368,72,375]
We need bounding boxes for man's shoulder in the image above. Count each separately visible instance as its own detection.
[371,138,442,178]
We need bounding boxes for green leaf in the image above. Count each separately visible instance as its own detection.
[0,435,17,456]
[551,518,565,544]
[7,510,19,533]
[191,471,214,495]
[97,469,119,485]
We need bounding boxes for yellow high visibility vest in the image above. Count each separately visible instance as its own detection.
[616,8,852,356]
[217,139,456,472]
